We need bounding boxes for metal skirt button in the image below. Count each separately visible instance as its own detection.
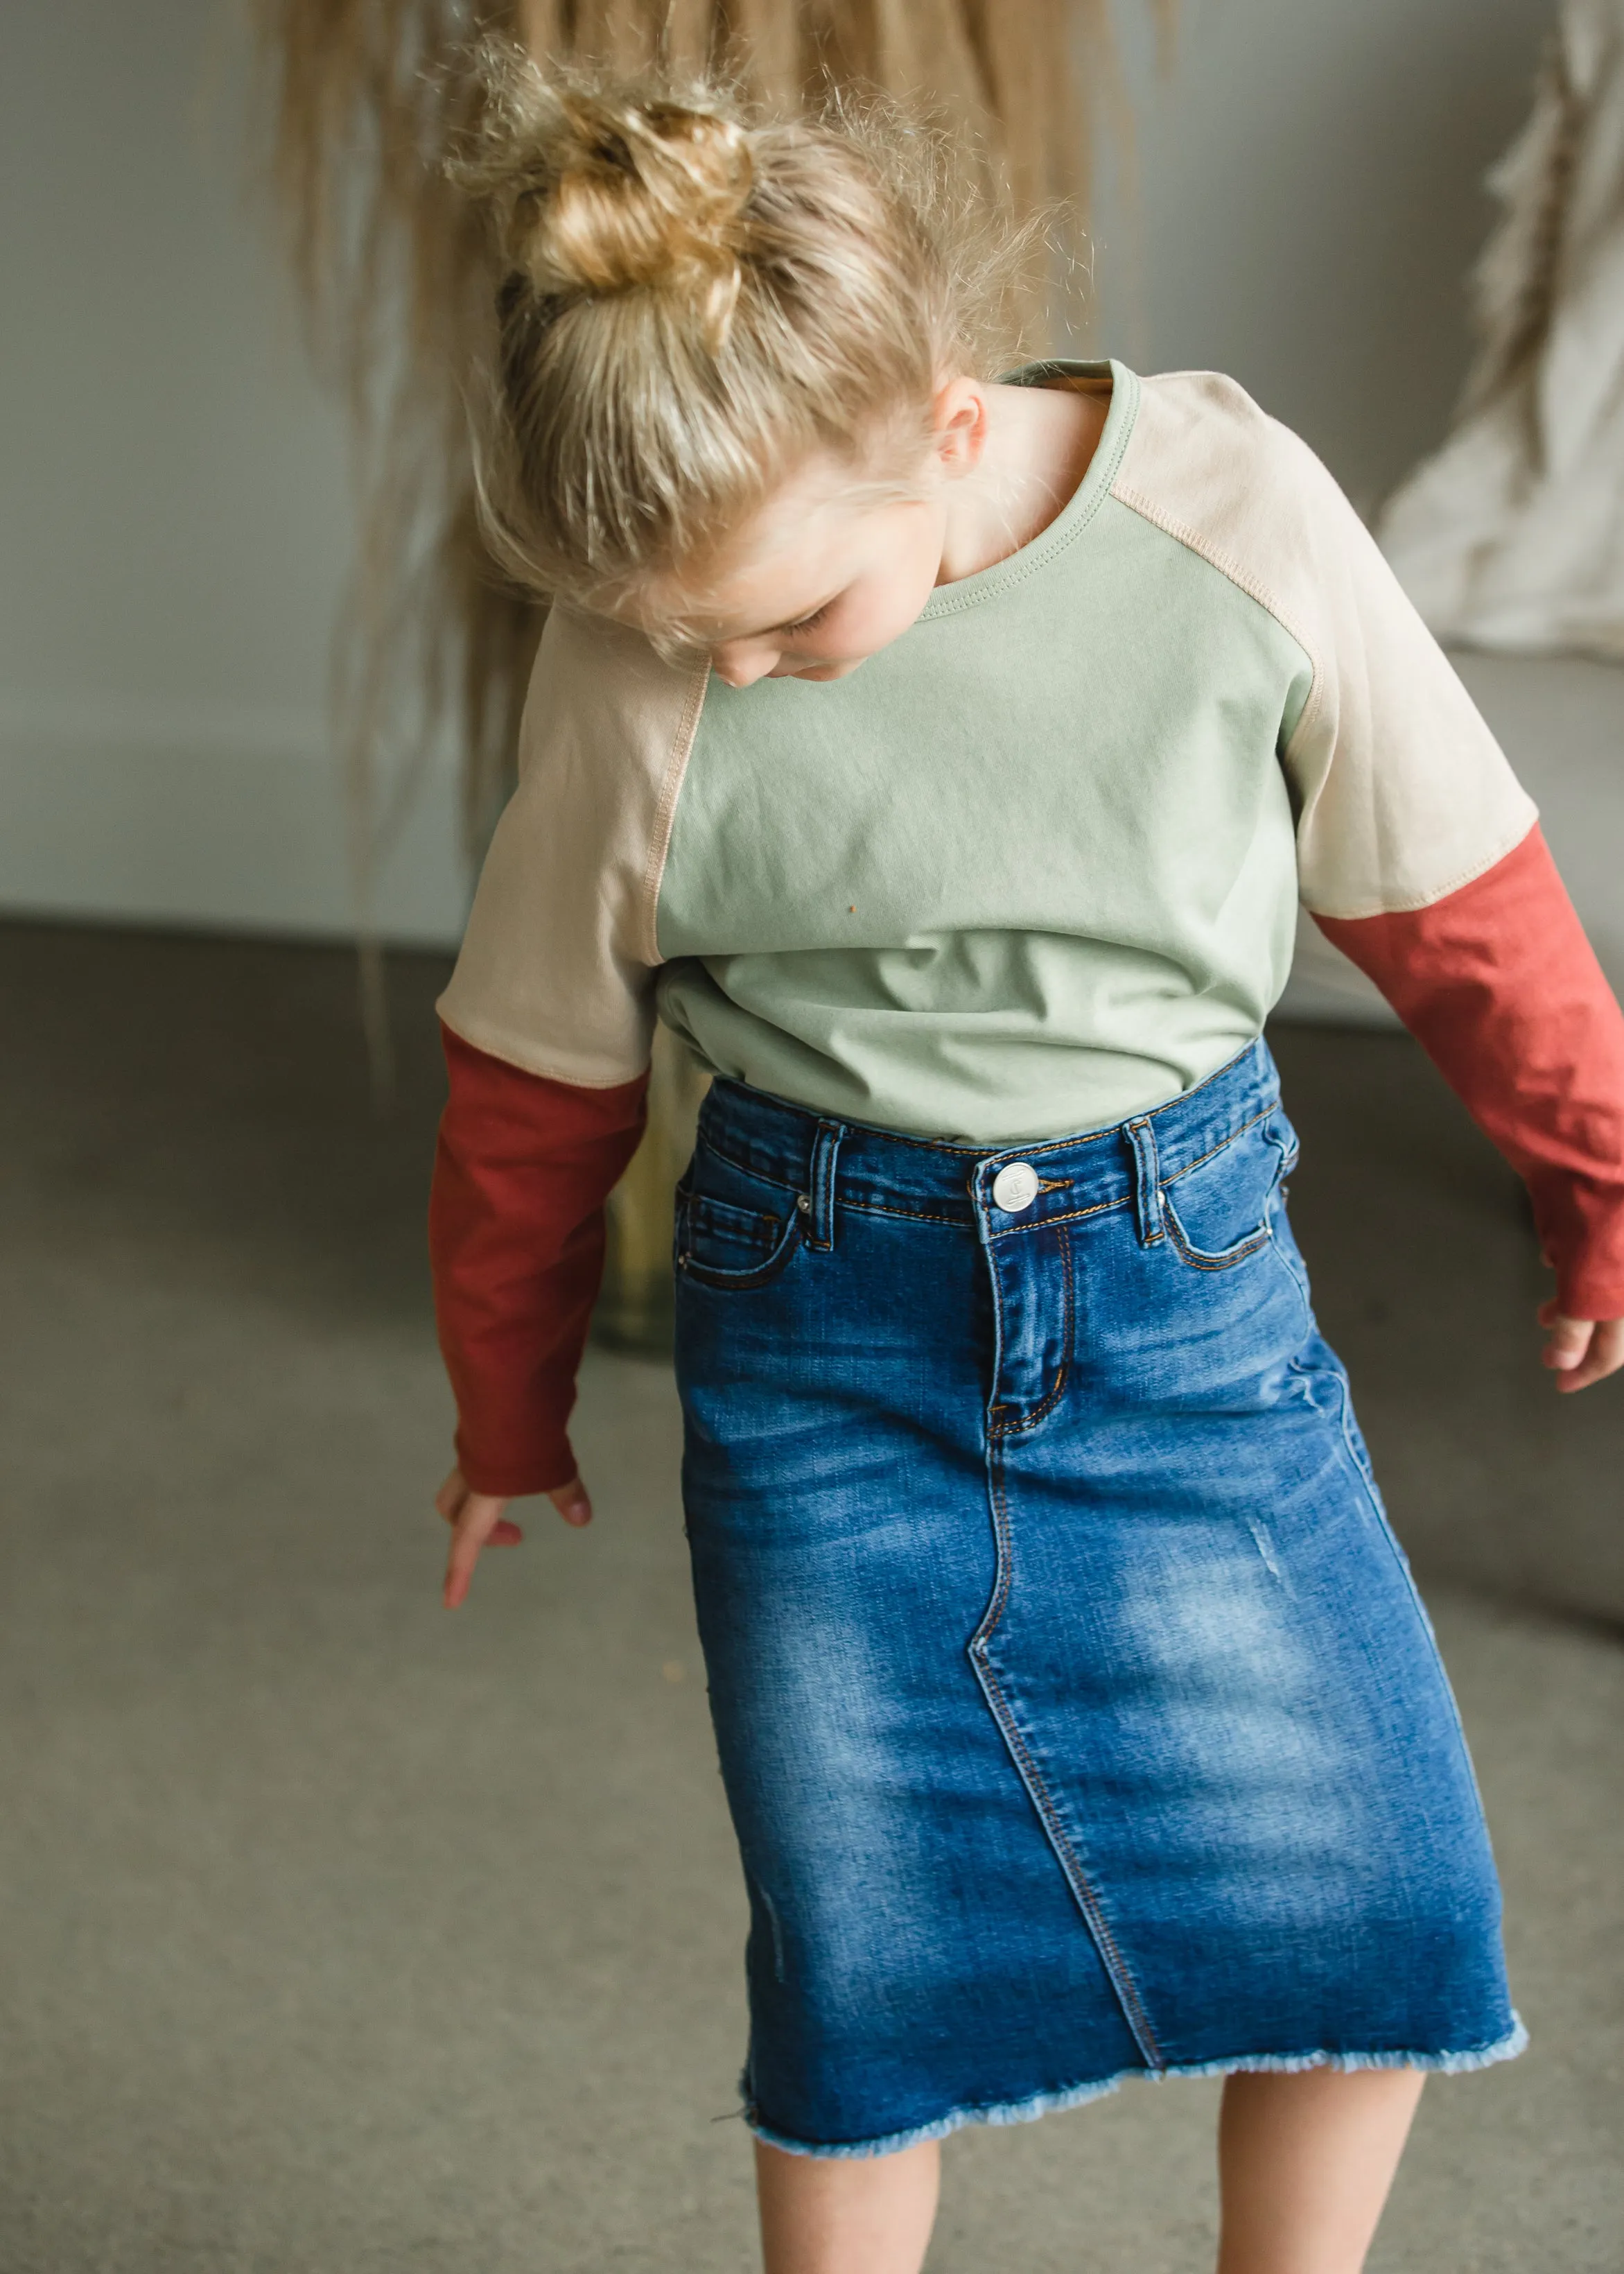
[991,1160,1040,1213]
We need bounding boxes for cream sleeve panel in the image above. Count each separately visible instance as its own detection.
[1112,371,1537,920]
[436,607,709,1085]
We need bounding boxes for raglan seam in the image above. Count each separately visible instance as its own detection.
[640,659,713,966]
[1110,476,1330,763]
[1115,397,1542,921]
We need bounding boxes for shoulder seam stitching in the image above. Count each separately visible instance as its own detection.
[1111,476,1327,761]
[640,659,711,966]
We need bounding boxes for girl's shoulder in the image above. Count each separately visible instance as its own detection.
[437,607,706,1090]
[1113,366,1352,583]
[517,604,706,788]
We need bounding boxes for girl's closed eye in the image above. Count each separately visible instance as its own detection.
[780,601,834,636]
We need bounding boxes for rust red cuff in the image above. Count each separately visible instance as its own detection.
[1314,824,1624,1321]
[429,1024,649,1497]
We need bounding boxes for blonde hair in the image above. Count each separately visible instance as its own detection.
[453,52,1037,614]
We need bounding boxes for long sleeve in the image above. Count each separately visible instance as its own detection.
[1316,824,1624,1321]
[1108,374,1624,1322]
[427,603,703,1497]
[429,1024,649,1498]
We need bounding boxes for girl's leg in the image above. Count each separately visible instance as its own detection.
[1216,2067,1425,2274]
[754,2137,939,2274]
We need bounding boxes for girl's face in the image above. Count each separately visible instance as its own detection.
[631,379,990,686]
[640,451,952,688]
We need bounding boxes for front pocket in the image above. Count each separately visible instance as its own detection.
[1161,1109,1297,1271]
[675,1183,803,1290]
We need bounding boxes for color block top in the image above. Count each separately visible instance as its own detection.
[439,361,1537,1143]
[430,360,1624,1498]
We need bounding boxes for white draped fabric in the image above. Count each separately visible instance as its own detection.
[1377,0,1624,659]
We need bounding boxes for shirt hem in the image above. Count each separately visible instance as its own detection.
[1300,808,1541,923]
[435,1003,649,1091]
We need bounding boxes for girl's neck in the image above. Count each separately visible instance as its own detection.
[937,378,1110,586]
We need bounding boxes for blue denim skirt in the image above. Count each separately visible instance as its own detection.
[673,1039,1523,2157]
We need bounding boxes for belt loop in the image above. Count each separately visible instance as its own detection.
[803,1120,845,1251]
[1127,1118,1164,1247]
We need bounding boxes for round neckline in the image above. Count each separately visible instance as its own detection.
[918,358,1140,622]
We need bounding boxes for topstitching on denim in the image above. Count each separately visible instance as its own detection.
[969,1434,1164,2069]
[696,1041,1280,1216]
[841,1197,972,1227]
[1157,1100,1280,1186]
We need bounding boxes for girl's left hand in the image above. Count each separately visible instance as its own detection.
[435,1468,525,1608]
[435,1465,594,1607]
[1538,1302,1624,1392]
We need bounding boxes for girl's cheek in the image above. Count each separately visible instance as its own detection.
[853,577,935,656]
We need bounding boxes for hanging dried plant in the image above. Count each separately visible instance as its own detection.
[248,0,1178,879]
[249,1,1175,1340]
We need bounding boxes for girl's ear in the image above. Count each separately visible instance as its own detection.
[931,374,988,475]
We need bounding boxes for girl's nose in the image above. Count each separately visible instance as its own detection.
[711,645,778,688]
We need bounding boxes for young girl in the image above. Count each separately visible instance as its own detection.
[427,59,1624,2274]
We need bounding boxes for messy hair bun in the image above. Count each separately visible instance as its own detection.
[455,46,1032,611]
[469,82,755,351]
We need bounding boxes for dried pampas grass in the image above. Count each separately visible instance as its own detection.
[250,0,1177,874]
[250,2,1176,1335]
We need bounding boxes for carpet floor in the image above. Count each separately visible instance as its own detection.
[1,922,1618,2271]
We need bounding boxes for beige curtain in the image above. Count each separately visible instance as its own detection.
[1377,0,1624,660]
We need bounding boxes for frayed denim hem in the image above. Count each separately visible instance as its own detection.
[744,2014,1529,2160]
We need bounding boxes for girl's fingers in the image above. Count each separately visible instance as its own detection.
[436,1469,521,1538]
[435,1468,586,1607]
[1558,1315,1624,1393]
[444,1516,491,1607]
[1540,1308,1594,1373]
[548,1476,593,1527]
[1537,1308,1624,1392]
[442,1488,514,1608]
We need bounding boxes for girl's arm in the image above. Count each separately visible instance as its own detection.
[422,612,706,1596]
[1316,823,1624,1369]
[1117,381,1624,1380]
[429,1023,649,1500]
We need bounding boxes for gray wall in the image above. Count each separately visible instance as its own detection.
[0,0,464,943]
[1084,0,1553,514]
[0,0,1555,943]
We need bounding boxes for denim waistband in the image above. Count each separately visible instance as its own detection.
[694,1038,1284,1244]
